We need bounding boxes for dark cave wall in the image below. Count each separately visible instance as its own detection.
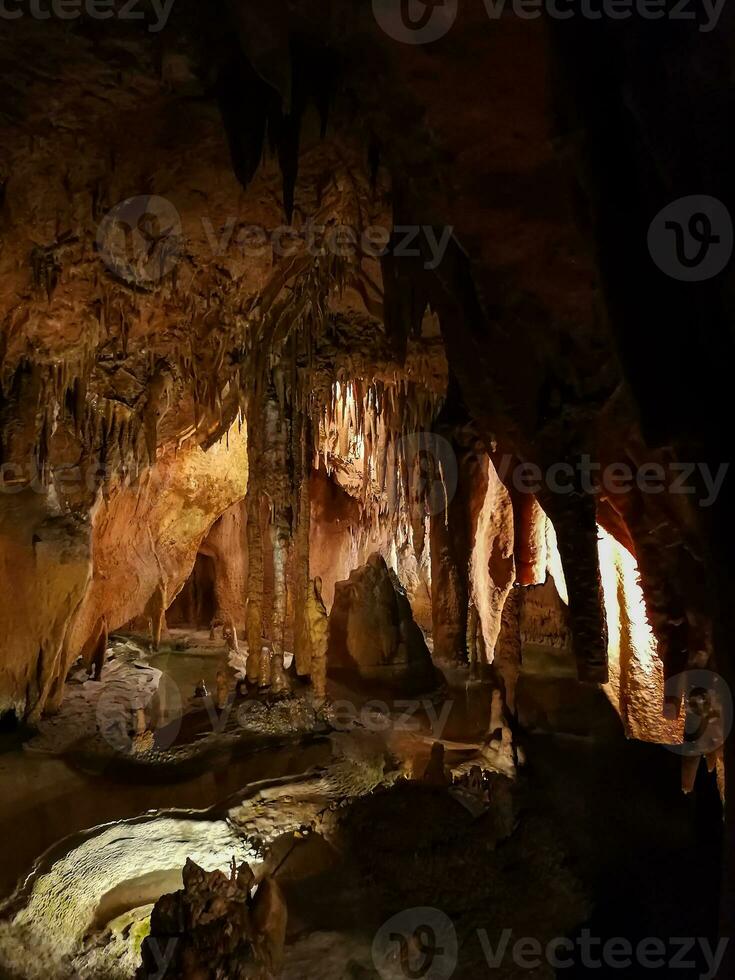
[547,11,735,960]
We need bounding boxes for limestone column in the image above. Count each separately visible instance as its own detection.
[540,481,608,683]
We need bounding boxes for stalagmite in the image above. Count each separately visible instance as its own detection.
[494,586,523,714]
[488,688,506,742]
[215,669,230,710]
[131,701,154,755]
[146,584,167,651]
[270,652,290,696]
[423,741,449,787]
[467,601,482,677]
[133,704,147,737]
[483,688,515,774]
[223,618,240,655]
[86,615,108,681]
[258,643,272,689]
[306,575,329,699]
[251,875,288,977]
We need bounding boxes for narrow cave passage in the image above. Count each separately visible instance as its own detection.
[0,4,732,980]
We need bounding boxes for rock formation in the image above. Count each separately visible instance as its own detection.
[327,554,436,692]
[305,577,329,700]
[138,857,286,980]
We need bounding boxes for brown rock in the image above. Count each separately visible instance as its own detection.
[327,553,436,692]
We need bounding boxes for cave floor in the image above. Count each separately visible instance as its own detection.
[274,735,723,979]
[0,729,332,901]
[0,631,493,902]
[0,732,723,979]
[0,634,723,979]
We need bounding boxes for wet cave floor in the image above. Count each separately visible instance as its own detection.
[0,631,493,901]
[0,633,724,979]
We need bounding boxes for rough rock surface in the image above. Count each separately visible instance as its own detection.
[138,858,285,980]
[327,553,436,692]
[0,817,253,978]
[71,425,248,668]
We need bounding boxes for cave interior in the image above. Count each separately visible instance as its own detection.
[0,3,732,979]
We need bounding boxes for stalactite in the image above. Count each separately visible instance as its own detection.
[215,55,272,191]
[142,364,173,466]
